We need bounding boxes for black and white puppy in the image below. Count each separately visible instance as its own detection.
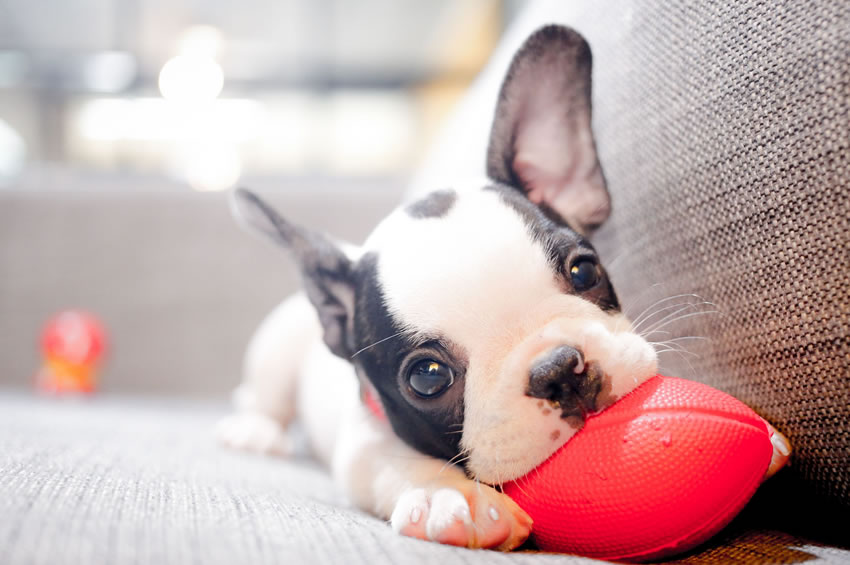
[217,25,786,550]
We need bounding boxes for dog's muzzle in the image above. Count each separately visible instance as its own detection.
[526,345,605,421]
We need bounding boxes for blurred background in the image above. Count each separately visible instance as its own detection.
[0,0,525,189]
[0,0,523,398]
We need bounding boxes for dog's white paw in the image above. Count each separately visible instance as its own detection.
[390,478,532,550]
[216,411,291,456]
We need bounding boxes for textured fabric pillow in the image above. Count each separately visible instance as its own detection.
[584,1,850,514]
[4,394,850,565]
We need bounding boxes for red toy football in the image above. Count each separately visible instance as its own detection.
[504,375,775,562]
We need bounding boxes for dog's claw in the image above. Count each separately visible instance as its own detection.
[764,423,791,481]
[391,480,532,550]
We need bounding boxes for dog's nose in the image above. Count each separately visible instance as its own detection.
[526,345,601,417]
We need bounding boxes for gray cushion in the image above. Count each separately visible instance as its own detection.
[0,184,398,399]
[0,393,606,565]
[582,0,850,513]
[2,393,849,565]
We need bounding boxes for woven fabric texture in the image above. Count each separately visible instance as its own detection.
[572,1,850,512]
[2,393,848,565]
[0,394,604,565]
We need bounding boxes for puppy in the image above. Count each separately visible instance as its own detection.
[218,25,789,550]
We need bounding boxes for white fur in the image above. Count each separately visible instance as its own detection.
[368,189,556,348]
[367,189,657,482]
[216,410,291,456]
[237,293,319,422]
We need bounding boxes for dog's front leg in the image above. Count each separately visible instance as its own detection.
[330,401,532,550]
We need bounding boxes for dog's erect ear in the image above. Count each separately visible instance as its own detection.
[487,25,610,235]
[231,188,355,358]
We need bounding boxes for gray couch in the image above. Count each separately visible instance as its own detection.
[2,1,849,564]
[1,392,847,565]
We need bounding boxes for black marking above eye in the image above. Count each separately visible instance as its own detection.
[570,257,601,291]
[408,359,455,398]
[405,189,457,219]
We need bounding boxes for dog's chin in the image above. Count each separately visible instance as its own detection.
[466,428,578,486]
[461,400,586,485]
[465,394,621,485]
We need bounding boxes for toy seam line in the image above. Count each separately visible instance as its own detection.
[584,406,771,435]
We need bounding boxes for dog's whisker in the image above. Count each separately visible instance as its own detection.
[451,454,472,467]
[638,304,699,335]
[619,282,668,318]
[653,336,702,352]
[445,450,469,466]
[650,336,709,354]
[641,309,721,338]
[633,300,707,332]
[649,333,710,374]
[658,346,700,378]
[638,302,717,335]
[439,456,471,476]
[440,450,471,474]
[529,460,545,486]
[651,342,695,354]
[630,293,692,328]
[507,472,533,500]
[646,329,673,337]
[649,335,709,347]
[628,292,703,327]
[637,294,717,325]
[664,335,710,343]
[350,331,405,359]
[633,299,715,333]
[654,346,700,358]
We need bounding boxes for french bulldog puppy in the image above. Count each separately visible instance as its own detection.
[218,25,790,550]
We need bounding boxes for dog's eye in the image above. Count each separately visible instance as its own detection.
[570,258,600,291]
[408,359,455,398]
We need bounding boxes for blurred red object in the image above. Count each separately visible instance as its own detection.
[36,310,107,394]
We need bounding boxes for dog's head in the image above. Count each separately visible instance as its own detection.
[233,26,657,483]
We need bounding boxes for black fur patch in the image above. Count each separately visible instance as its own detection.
[350,253,465,463]
[405,189,457,219]
[485,184,620,312]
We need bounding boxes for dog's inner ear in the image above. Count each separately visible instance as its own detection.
[487,25,610,235]
[231,188,355,358]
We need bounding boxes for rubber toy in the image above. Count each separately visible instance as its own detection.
[36,310,106,394]
[504,375,774,562]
